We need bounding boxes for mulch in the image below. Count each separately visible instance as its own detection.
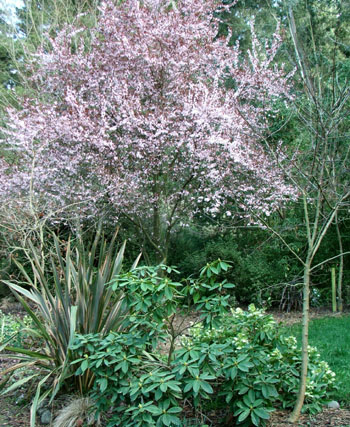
[1,357,350,427]
[268,408,350,426]
[270,308,350,326]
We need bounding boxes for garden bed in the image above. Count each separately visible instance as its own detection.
[1,302,349,426]
[0,384,350,427]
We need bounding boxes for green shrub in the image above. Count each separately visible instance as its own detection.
[0,310,32,347]
[71,266,335,427]
[73,331,184,426]
[183,306,336,417]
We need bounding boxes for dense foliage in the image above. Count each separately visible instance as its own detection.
[71,266,335,426]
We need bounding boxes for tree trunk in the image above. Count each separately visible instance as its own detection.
[153,205,169,264]
[289,257,311,422]
[335,214,344,312]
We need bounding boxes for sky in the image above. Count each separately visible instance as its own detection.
[1,0,24,24]
[1,0,24,8]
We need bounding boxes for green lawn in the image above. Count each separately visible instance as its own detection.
[284,315,350,407]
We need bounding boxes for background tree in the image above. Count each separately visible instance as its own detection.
[0,0,100,110]
[219,0,350,420]
[285,1,350,420]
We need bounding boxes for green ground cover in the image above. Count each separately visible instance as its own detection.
[284,315,350,407]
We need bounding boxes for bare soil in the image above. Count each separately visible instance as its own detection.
[1,393,350,427]
[268,408,350,426]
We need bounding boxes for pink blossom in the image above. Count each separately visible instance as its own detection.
[0,0,297,256]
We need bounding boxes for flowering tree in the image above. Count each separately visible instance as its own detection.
[0,0,296,261]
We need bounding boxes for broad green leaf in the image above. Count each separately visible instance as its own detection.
[223,283,235,288]
[145,405,162,415]
[167,382,182,393]
[225,392,233,403]
[193,380,201,393]
[167,407,182,414]
[248,390,255,402]
[81,359,89,372]
[184,382,193,393]
[100,377,108,392]
[251,411,260,427]
[238,409,251,423]
[200,380,213,394]
[161,413,173,426]
[230,366,237,380]
[220,261,229,271]
[253,407,270,420]
[210,266,219,274]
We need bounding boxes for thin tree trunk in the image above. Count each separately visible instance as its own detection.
[153,206,168,264]
[335,213,344,312]
[153,205,160,248]
[153,179,168,263]
[289,257,311,422]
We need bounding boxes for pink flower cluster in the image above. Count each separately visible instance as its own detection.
[1,0,297,233]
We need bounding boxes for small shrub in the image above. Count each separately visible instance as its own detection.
[183,306,336,418]
[0,310,32,347]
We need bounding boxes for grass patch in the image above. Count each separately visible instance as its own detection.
[283,315,350,407]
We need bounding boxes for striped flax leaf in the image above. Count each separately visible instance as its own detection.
[2,226,140,423]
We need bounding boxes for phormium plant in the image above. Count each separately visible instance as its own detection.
[0,226,140,427]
